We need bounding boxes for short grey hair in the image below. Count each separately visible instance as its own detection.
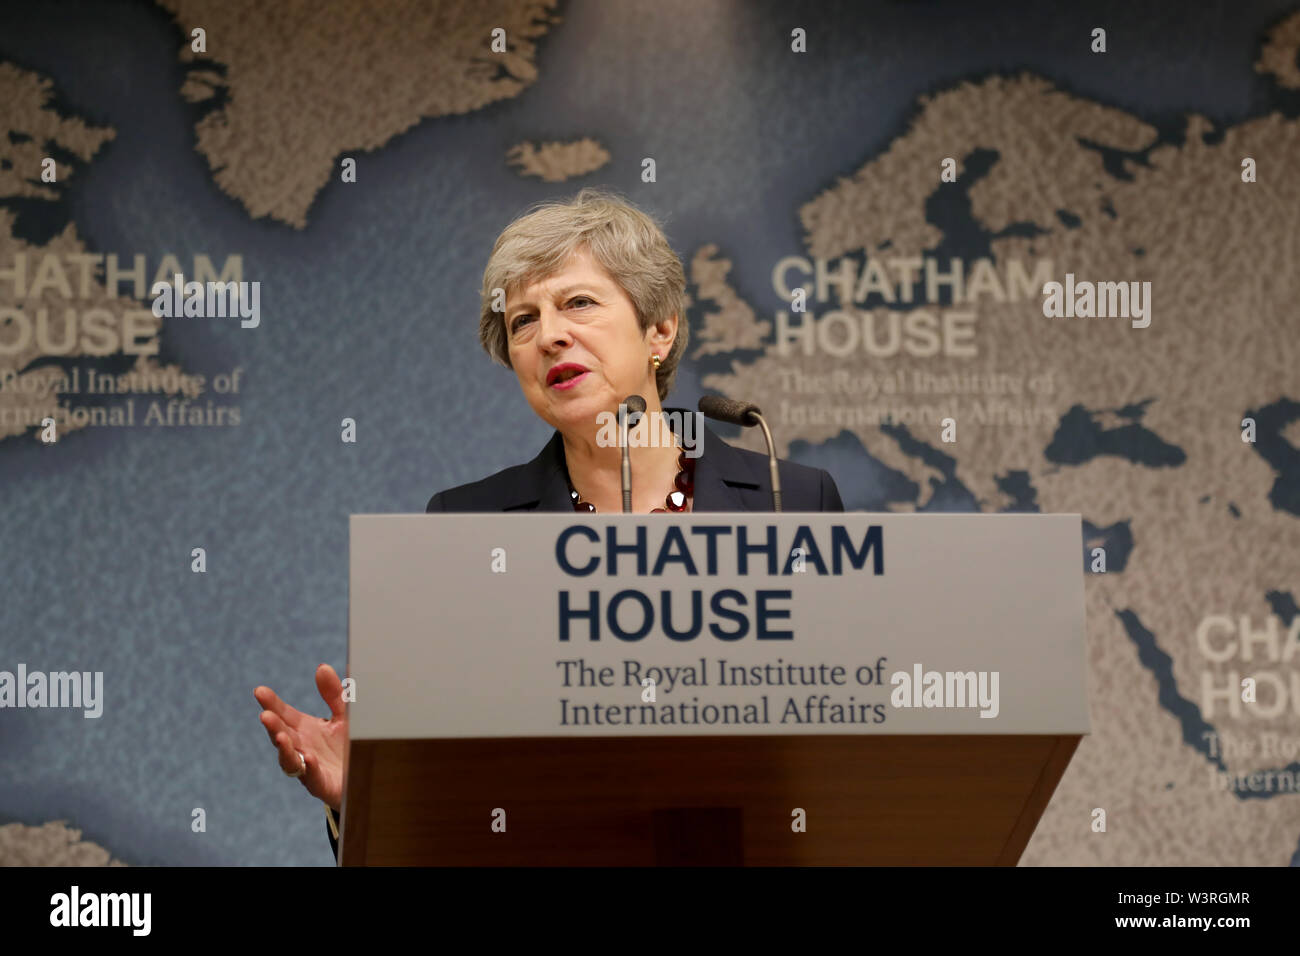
[478,187,689,402]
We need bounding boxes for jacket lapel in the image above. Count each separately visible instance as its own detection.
[689,424,754,512]
[497,430,571,512]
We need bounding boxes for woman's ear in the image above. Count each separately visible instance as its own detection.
[647,313,678,355]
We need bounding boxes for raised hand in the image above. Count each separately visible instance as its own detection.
[254,663,347,811]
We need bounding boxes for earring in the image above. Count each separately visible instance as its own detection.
[651,354,662,370]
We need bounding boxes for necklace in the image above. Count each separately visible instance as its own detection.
[567,448,696,513]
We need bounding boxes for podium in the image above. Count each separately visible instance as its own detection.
[342,513,1089,865]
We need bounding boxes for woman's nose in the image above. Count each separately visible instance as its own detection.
[536,306,572,349]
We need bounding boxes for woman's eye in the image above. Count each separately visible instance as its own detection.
[511,299,589,331]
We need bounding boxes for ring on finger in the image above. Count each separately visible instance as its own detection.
[284,750,306,778]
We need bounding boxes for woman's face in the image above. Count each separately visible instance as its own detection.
[504,247,675,435]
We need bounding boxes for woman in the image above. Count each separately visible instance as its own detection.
[253,188,845,859]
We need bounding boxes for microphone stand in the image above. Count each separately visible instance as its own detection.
[752,412,782,513]
[619,395,645,513]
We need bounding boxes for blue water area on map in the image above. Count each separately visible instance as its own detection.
[1119,608,1300,804]
[1045,404,1187,467]
[1248,398,1300,517]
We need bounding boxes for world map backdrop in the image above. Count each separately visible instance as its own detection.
[1,0,1298,865]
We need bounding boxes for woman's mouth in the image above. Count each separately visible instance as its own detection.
[549,370,589,390]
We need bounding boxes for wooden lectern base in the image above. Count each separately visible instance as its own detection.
[341,734,1079,866]
[652,808,744,865]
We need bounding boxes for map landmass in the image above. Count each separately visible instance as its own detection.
[696,12,1300,864]
[0,62,194,443]
[507,137,610,181]
[157,0,563,227]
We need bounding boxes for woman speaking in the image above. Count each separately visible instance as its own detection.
[252,187,844,858]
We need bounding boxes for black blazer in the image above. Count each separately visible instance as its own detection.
[426,407,844,513]
[326,408,844,859]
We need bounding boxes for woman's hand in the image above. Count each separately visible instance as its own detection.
[254,664,347,811]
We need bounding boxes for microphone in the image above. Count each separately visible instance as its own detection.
[619,395,646,513]
[698,395,782,512]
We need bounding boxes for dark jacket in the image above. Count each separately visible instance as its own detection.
[327,409,844,859]
[426,408,844,513]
